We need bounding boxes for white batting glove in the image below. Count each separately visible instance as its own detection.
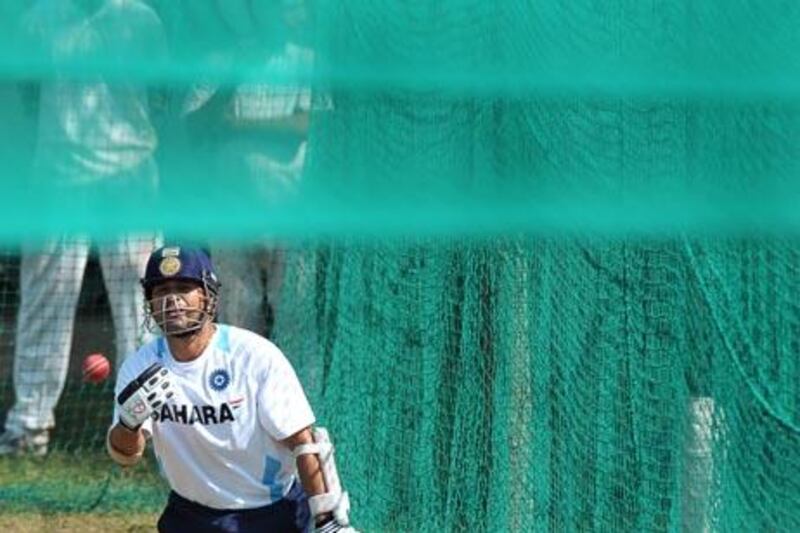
[314,516,359,533]
[117,363,174,431]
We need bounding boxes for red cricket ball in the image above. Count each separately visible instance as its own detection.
[82,353,111,384]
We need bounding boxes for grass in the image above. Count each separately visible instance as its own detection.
[0,451,168,514]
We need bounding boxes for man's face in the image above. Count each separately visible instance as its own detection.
[148,279,207,335]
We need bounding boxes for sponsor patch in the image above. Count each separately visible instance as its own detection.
[152,402,236,425]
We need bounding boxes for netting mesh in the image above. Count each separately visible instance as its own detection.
[0,1,798,237]
[0,0,800,531]
[273,240,800,531]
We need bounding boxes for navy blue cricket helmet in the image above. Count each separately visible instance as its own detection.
[141,245,220,298]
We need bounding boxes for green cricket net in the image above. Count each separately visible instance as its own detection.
[1,1,800,531]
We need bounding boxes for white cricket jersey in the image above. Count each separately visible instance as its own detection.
[112,325,315,510]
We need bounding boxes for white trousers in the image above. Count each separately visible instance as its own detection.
[5,235,156,433]
[212,246,285,337]
[209,138,302,337]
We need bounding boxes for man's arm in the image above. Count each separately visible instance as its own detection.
[284,426,356,532]
[284,427,332,526]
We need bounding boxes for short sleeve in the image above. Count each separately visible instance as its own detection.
[257,347,315,441]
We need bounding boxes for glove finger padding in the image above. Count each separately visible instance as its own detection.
[117,363,174,430]
[314,517,360,533]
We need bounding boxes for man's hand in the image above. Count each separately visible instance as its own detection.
[117,363,174,431]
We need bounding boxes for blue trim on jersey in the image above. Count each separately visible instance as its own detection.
[217,325,231,354]
[262,455,284,502]
[157,338,166,359]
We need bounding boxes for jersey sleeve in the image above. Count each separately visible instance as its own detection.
[111,351,154,435]
[257,345,315,441]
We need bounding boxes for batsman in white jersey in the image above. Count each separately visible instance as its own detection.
[107,245,356,533]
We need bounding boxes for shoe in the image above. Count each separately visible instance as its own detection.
[0,428,49,457]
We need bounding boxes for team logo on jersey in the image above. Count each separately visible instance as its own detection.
[209,369,230,391]
[159,256,182,276]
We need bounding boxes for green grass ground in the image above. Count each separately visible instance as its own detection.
[0,451,167,516]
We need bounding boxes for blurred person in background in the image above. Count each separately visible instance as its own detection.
[180,0,318,339]
[0,0,165,456]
